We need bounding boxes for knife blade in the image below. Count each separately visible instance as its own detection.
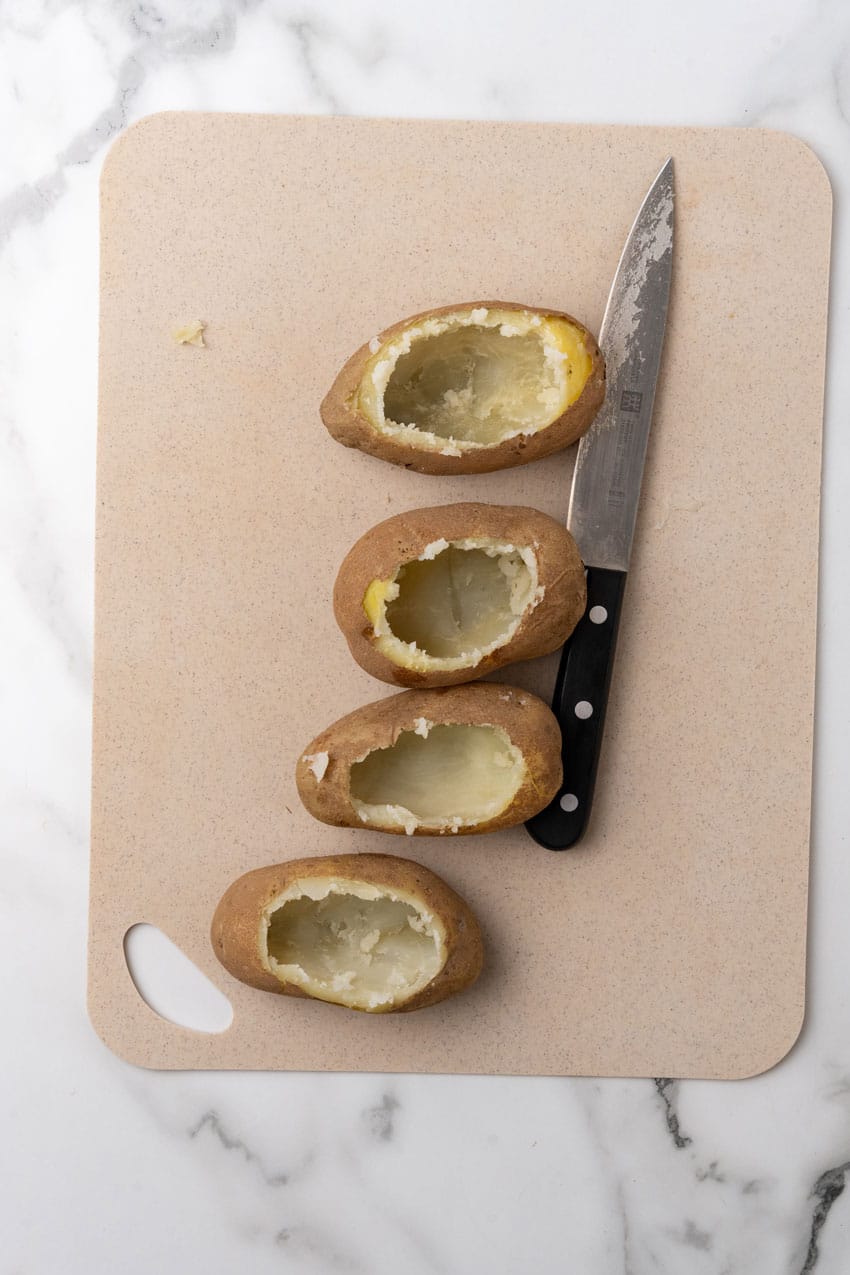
[526,157,674,850]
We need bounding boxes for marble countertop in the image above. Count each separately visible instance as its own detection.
[3,1,849,1271]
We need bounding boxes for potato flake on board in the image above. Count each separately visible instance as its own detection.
[172,320,206,347]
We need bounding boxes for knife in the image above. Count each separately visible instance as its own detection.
[525,158,674,851]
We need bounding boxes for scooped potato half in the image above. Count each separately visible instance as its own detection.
[297,683,562,837]
[334,502,585,688]
[210,853,483,1013]
[321,301,605,475]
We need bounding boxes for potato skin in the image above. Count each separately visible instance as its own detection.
[320,300,605,475]
[296,682,562,836]
[333,501,586,688]
[210,853,484,1013]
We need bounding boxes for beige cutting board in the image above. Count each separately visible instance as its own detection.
[90,113,830,1077]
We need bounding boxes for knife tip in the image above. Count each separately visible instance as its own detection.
[654,156,675,199]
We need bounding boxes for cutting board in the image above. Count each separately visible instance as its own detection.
[90,113,831,1077]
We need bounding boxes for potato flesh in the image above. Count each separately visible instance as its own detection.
[358,308,592,452]
[381,542,535,663]
[349,723,526,832]
[264,879,445,1011]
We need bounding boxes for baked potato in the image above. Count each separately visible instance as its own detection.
[297,682,562,836]
[320,301,605,475]
[333,502,585,687]
[210,853,483,1013]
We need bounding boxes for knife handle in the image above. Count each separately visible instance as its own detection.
[525,567,627,850]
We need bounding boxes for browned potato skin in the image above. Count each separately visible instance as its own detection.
[210,853,484,1013]
[320,301,606,475]
[333,501,586,688]
[296,683,562,836]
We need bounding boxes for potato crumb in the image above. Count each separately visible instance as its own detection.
[302,751,329,782]
[419,539,450,561]
[173,319,206,347]
[331,971,356,992]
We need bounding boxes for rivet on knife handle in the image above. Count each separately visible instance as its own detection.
[525,568,626,849]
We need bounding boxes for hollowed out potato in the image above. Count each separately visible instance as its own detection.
[382,544,533,659]
[210,854,483,1012]
[296,682,562,836]
[320,302,605,475]
[333,502,585,688]
[349,725,524,831]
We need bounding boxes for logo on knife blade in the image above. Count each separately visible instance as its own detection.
[620,390,643,414]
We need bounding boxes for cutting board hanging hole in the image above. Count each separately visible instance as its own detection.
[124,924,233,1034]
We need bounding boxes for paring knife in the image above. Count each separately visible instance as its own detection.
[525,158,674,851]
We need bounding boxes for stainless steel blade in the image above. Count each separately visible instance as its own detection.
[568,159,674,571]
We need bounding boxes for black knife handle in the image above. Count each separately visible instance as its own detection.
[525,567,627,850]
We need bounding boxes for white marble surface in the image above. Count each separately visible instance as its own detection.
[2,1,850,1271]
